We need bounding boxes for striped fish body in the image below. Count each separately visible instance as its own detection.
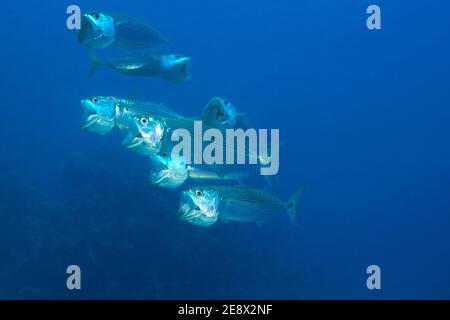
[115,100,196,135]
[113,97,198,156]
[78,12,168,50]
[179,186,301,227]
[211,186,288,223]
[114,97,183,125]
[90,51,191,83]
[110,13,169,49]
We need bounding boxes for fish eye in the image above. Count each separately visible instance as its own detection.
[93,13,100,19]
[140,118,148,125]
[92,98,98,103]
[195,190,203,196]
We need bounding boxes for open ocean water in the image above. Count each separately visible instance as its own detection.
[0,0,449,299]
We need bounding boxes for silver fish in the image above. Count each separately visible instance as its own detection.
[118,98,263,170]
[89,51,191,83]
[178,185,303,227]
[119,109,197,157]
[80,96,260,180]
[148,154,250,189]
[203,97,238,130]
[122,116,166,156]
[121,97,244,157]
[78,11,168,49]
[77,12,116,49]
[80,96,183,135]
[80,96,116,135]
[149,155,189,189]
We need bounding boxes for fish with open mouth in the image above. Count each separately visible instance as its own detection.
[118,106,197,157]
[148,154,251,189]
[149,155,189,189]
[178,185,303,227]
[122,116,167,156]
[80,96,262,180]
[77,11,168,49]
[80,96,183,135]
[80,96,117,135]
[120,97,250,158]
[203,97,239,130]
[89,51,191,83]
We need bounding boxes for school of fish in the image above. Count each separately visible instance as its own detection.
[77,10,301,227]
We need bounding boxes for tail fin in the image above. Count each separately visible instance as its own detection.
[88,51,100,79]
[287,187,303,226]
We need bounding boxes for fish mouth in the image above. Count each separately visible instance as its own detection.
[81,99,96,113]
[81,115,99,129]
[83,14,97,25]
[80,100,114,134]
[149,162,189,188]
[78,14,106,46]
[178,191,198,220]
[81,100,96,121]
[78,15,95,42]
[178,191,219,227]
[177,58,191,79]
[123,136,145,149]
[123,136,161,156]
[150,170,186,189]
[150,169,170,186]
[203,98,227,125]
[81,101,98,129]
[81,115,114,135]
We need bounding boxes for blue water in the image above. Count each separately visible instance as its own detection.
[1,0,449,299]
